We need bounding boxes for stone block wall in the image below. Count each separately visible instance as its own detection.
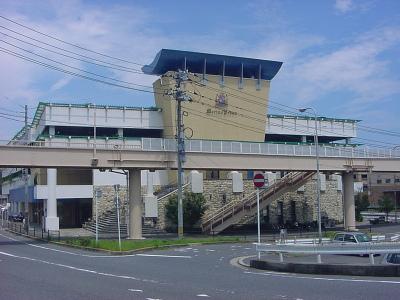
[93,175,344,230]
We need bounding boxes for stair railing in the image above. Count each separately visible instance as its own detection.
[202,171,315,232]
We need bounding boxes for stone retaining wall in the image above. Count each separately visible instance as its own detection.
[93,175,344,230]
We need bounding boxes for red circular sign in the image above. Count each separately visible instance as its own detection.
[253,173,265,188]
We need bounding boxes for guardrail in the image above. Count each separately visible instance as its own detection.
[256,241,400,264]
[1,138,400,159]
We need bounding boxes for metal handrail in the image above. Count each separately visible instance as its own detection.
[157,183,190,202]
[1,138,400,159]
[256,241,400,255]
[202,171,314,231]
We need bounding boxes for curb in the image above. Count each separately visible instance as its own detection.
[5,228,246,255]
[249,259,400,277]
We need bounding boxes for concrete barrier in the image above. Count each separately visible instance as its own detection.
[250,259,400,277]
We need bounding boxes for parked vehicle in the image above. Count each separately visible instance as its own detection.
[333,232,379,257]
[382,253,400,264]
[333,232,371,243]
[8,212,24,222]
[369,216,386,224]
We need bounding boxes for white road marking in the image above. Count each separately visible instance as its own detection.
[0,233,191,259]
[205,249,215,252]
[0,233,18,241]
[197,294,210,297]
[244,271,400,284]
[146,298,162,300]
[136,254,191,258]
[128,289,143,293]
[0,250,159,283]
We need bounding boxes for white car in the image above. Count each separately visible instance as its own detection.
[333,232,371,244]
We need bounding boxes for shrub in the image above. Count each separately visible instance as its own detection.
[165,192,207,230]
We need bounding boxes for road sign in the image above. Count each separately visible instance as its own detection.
[253,173,265,188]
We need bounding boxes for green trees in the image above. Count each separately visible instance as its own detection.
[355,192,370,221]
[378,196,394,220]
[165,192,207,231]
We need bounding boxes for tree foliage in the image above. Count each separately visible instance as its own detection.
[355,192,370,221]
[378,196,394,219]
[165,192,207,230]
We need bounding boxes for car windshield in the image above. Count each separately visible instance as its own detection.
[356,234,370,242]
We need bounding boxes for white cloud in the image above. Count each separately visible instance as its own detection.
[334,0,354,13]
[286,26,400,106]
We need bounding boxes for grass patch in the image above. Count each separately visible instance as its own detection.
[62,236,242,252]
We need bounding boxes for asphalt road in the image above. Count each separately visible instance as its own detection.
[0,228,399,300]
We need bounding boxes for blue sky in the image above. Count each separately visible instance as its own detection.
[0,0,399,146]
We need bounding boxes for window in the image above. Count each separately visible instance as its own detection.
[387,254,400,264]
[363,184,369,191]
[395,178,400,183]
[386,179,391,184]
[377,179,382,184]
[344,234,357,243]
[334,234,344,241]
[361,174,368,180]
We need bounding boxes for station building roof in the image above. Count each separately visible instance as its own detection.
[142,49,283,80]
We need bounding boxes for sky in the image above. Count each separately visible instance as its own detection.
[0,0,399,147]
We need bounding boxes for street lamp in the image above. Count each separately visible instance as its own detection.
[298,107,322,244]
[392,146,400,223]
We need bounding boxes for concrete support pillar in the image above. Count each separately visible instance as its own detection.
[146,170,154,196]
[144,170,158,218]
[343,172,356,231]
[129,169,142,239]
[46,168,59,231]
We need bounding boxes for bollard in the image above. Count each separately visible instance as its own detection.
[369,254,375,265]
[41,229,44,239]
[33,227,35,237]
[279,252,284,263]
[47,231,50,241]
[317,254,322,264]
[58,231,60,241]
[19,224,22,233]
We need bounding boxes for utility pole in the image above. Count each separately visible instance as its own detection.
[175,69,192,239]
[24,105,29,233]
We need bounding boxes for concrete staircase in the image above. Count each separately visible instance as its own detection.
[83,210,165,236]
[201,171,315,234]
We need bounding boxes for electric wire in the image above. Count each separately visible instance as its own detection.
[0,40,154,90]
[0,15,144,66]
[0,30,145,75]
[0,47,160,94]
[0,25,143,73]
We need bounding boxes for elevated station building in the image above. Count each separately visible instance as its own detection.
[1,49,361,234]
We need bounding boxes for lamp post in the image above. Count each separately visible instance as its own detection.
[298,107,322,244]
[392,146,400,223]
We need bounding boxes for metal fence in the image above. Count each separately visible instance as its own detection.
[2,138,400,159]
[7,221,61,241]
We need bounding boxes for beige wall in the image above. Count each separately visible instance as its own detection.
[33,168,92,185]
[154,72,270,142]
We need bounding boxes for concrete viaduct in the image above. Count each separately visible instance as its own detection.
[2,139,400,238]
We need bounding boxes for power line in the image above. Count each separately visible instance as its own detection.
[0,47,160,94]
[0,40,154,89]
[0,15,144,66]
[0,25,143,73]
[190,75,400,142]
[0,30,145,75]
[190,74,301,115]
[0,114,25,123]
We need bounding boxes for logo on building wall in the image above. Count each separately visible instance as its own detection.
[215,93,228,108]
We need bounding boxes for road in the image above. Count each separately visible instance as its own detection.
[0,228,399,300]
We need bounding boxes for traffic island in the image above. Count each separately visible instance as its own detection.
[249,257,400,277]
